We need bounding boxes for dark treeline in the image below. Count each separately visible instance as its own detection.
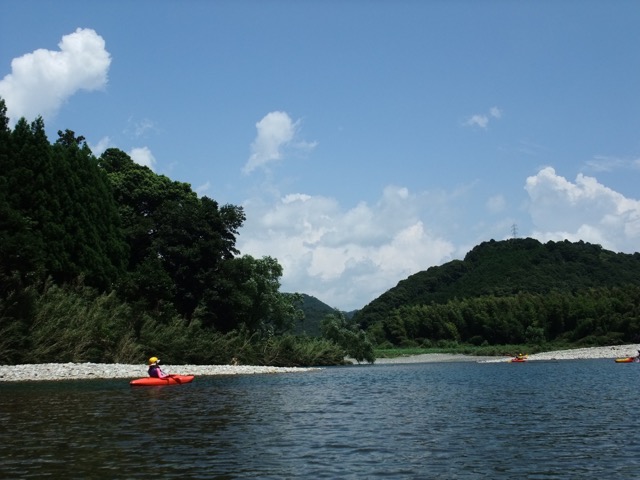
[0,98,372,366]
[367,286,640,348]
[355,238,640,348]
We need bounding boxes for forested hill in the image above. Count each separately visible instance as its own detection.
[293,294,336,336]
[354,238,640,331]
[290,294,358,337]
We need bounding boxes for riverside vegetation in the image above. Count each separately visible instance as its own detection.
[354,238,640,352]
[0,98,373,366]
[2,96,640,367]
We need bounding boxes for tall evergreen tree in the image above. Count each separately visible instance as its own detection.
[0,107,126,291]
[50,130,127,289]
[1,116,52,282]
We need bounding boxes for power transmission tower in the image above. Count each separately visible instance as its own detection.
[511,223,518,238]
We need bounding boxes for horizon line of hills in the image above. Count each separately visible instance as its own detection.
[294,237,640,345]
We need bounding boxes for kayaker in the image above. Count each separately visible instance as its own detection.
[148,357,169,378]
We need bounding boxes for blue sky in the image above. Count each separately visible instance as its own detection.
[1,1,639,311]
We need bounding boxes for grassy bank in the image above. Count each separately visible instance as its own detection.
[374,343,582,359]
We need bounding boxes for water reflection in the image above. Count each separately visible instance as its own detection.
[2,360,640,478]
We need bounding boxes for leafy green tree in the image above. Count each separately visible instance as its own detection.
[210,255,302,333]
[98,148,246,325]
[321,311,375,363]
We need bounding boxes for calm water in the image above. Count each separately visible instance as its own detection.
[1,359,639,479]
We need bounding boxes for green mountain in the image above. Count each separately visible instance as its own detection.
[292,294,338,336]
[290,294,358,337]
[352,238,640,346]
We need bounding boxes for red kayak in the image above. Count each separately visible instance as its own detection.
[509,355,527,363]
[130,375,195,386]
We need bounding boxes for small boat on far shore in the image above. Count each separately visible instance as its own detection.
[614,357,638,363]
[509,354,528,363]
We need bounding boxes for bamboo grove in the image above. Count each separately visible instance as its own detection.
[364,286,640,349]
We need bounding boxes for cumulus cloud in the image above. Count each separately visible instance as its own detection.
[463,106,502,129]
[525,167,640,252]
[243,111,317,174]
[129,146,157,170]
[238,187,456,310]
[237,166,640,310]
[0,28,111,124]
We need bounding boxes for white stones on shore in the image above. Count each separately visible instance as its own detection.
[526,344,640,362]
[0,362,318,382]
[3,344,639,381]
[369,344,640,365]
[479,344,640,363]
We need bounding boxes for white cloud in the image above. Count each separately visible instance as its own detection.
[129,146,157,170]
[243,111,317,174]
[237,166,640,311]
[89,136,112,157]
[464,114,489,129]
[525,166,640,252]
[489,106,502,118]
[0,28,111,124]
[125,117,157,138]
[585,155,640,173]
[195,181,211,196]
[238,187,455,310]
[463,106,502,129]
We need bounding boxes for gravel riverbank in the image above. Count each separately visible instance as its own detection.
[374,344,640,364]
[0,363,318,382]
[2,344,639,382]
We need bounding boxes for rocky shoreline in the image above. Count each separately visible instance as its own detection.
[374,344,640,364]
[2,344,639,382]
[0,363,319,382]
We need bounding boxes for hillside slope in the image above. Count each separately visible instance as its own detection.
[354,238,640,330]
[292,294,337,336]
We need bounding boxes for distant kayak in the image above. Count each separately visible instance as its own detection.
[614,357,637,363]
[130,375,195,386]
[509,355,527,363]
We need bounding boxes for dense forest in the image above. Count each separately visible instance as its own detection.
[3,94,640,366]
[353,238,640,348]
[0,98,373,366]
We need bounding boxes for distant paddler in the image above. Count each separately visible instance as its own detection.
[509,353,527,363]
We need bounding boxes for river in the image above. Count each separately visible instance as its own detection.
[1,359,639,479]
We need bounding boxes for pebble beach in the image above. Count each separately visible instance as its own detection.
[374,344,640,364]
[1,344,639,382]
[0,363,319,382]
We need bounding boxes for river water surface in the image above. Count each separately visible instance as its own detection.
[1,359,639,479]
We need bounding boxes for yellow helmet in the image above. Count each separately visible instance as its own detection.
[148,356,159,365]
